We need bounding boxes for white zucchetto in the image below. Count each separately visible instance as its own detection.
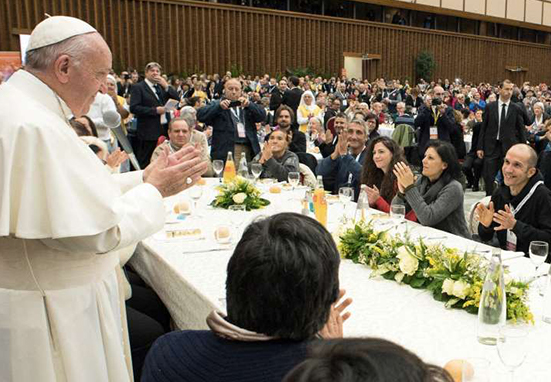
[26,15,96,52]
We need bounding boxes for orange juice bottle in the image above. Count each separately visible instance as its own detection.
[313,176,327,227]
[223,151,236,183]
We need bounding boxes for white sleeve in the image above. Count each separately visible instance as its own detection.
[40,183,165,253]
[297,108,309,125]
[112,170,144,193]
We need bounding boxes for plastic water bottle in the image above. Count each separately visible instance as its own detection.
[477,249,506,345]
[238,152,249,178]
[355,185,369,223]
[542,267,551,324]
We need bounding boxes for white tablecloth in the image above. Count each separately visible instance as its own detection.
[130,180,551,381]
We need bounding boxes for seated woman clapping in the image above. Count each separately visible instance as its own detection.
[251,129,300,182]
[392,140,470,238]
[360,136,416,221]
[141,213,352,382]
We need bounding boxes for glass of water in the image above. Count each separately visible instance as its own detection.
[338,187,353,223]
[213,159,224,183]
[497,326,529,382]
[251,163,263,184]
[288,172,300,191]
[530,241,548,292]
[390,204,406,224]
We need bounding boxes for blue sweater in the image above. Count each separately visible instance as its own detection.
[141,330,308,382]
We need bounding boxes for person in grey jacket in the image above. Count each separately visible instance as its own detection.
[252,129,299,182]
[392,140,471,238]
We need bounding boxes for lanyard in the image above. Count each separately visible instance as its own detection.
[511,181,543,216]
[230,107,242,123]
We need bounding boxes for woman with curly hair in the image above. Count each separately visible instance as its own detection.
[361,136,417,221]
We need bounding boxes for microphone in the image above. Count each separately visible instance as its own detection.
[103,110,141,170]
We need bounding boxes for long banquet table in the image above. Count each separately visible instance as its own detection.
[130,179,551,381]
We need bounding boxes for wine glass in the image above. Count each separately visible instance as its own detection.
[189,185,203,218]
[529,241,548,292]
[251,163,263,184]
[288,172,300,191]
[496,326,529,382]
[338,187,353,223]
[228,204,246,240]
[213,160,224,183]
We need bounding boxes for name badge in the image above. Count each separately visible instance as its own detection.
[430,127,438,140]
[237,122,246,138]
[342,100,348,107]
[506,229,517,251]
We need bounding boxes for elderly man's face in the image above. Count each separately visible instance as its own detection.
[224,80,242,101]
[71,34,112,117]
[145,66,162,83]
[169,120,191,148]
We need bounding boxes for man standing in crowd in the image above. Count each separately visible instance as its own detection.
[269,78,287,113]
[477,80,530,195]
[415,87,456,158]
[198,78,266,162]
[130,62,179,169]
[282,76,303,127]
[477,144,551,255]
[0,16,207,382]
[324,97,342,127]
[382,80,402,115]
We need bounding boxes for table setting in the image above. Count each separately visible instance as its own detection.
[130,177,551,381]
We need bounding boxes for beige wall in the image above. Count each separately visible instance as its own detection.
[344,56,363,80]
[402,0,551,27]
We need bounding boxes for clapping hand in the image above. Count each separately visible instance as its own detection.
[365,185,380,206]
[260,141,273,164]
[492,204,517,231]
[475,201,494,228]
[324,128,334,144]
[331,130,349,159]
[318,289,353,339]
[393,161,415,192]
[105,148,128,168]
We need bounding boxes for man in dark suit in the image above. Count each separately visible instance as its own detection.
[129,62,179,169]
[282,76,303,129]
[197,78,266,163]
[477,80,530,195]
[269,79,287,113]
[414,87,456,159]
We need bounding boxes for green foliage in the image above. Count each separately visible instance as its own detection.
[414,50,436,82]
[338,221,534,323]
[229,63,245,78]
[210,177,270,211]
[286,66,334,79]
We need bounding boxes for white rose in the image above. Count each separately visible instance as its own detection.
[396,247,419,276]
[442,278,455,295]
[232,192,247,204]
[452,280,470,299]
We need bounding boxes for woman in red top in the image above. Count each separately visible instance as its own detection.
[360,136,417,221]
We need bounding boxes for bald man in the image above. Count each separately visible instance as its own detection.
[476,144,551,257]
[197,78,266,162]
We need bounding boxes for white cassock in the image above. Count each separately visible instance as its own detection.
[0,70,166,381]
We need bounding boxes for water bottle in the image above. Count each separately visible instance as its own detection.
[542,267,551,324]
[355,185,369,223]
[238,152,249,178]
[477,249,506,345]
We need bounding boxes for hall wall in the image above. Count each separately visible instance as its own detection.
[2,0,550,83]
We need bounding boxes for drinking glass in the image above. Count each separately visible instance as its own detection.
[338,187,353,223]
[189,185,203,217]
[462,358,490,382]
[251,163,263,183]
[496,326,529,382]
[213,160,224,183]
[228,204,246,240]
[530,241,548,292]
[288,172,300,191]
[390,204,406,224]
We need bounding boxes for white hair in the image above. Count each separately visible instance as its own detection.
[25,33,96,72]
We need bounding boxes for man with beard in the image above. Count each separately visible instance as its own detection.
[477,144,551,256]
[270,105,306,153]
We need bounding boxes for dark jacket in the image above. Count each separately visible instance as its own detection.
[129,80,179,141]
[142,330,308,382]
[478,172,551,258]
[269,87,284,112]
[477,101,530,157]
[281,87,303,117]
[251,150,300,182]
[197,100,266,161]
[415,105,457,157]
[449,122,466,160]
[316,148,368,198]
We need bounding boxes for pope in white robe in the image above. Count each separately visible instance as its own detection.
[0,16,206,382]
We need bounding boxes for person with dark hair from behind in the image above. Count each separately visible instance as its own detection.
[361,136,416,221]
[141,213,352,382]
[283,338,454,382]
[392,140,471,238]
[476,144,551,258]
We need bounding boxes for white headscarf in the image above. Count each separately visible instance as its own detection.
[299,90,317,112]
